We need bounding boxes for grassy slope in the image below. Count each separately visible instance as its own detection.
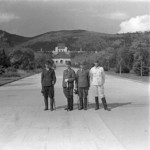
[13,30,121,51]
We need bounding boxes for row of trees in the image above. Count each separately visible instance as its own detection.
[0,47,52,71]
[0,42,149,76]
[0,31,53,71]
[71,41,149,76]
[0,31,149,76]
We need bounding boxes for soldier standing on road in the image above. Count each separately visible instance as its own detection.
[75,62,90,110]
[90,60,111,111]
[41,60,56,111]
[62,61,76,111]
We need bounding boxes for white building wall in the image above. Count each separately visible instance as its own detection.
[53,58,71,65]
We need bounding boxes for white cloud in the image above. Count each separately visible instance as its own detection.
[118,15,150,33]
[0,12,19,23]
[104,12,129,20]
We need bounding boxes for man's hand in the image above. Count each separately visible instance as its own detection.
[41,89,44,95]
[65,79,69,82]
[74,88,78,94]
[74,87,77,90]
[52,81,55,85]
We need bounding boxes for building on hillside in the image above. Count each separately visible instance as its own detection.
[52,43,71,65]
[52,43,70,55]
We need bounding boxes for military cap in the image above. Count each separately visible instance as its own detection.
[94,60,99,63]
[66,61,71,65]
[45,60,53,65]
[80,62,86,65]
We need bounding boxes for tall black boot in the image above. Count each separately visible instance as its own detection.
[44,97,48,111]
[84,98,87,110]
[101,97,111,111]
[70,97,74,111]
[79,98,83,110]
[64,98,70,111]
[95,97,99,110]
[50,98,54,111]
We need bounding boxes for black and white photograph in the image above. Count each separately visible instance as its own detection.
[0,0,149,150]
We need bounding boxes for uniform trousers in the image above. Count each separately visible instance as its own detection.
[42,86,54,109]
[91,85,105,98]
[63,87,74,110]
[78,87,88,109]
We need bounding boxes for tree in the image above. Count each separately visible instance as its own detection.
[10,47,35,69]
[0,32,10,68]
[115,47,130,74]
[133,43,149,76]
[0,48,10,67]
[34,52,52,69]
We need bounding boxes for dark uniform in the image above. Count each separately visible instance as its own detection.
[76,68,90,110]
[62,68,76,111]
[41,68,56,111]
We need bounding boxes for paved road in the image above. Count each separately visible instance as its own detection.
[0,67,149,150]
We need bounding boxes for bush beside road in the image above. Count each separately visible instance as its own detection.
[106,70,149,83]
[0,69,41,86]
[0,66,149,87]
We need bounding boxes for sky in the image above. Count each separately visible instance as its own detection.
[0,0,149,37]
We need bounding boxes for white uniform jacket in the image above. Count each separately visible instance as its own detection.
[90,66,105,86]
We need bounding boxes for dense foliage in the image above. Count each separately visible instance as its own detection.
[10,48,35,69]
[0,30,149,76]
[71,32,149,76]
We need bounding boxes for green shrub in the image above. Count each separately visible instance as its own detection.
[2,72,21,77]
[115,65,130,73]
[133,61,149,76]
[0,65,5,74]
[17,69,27,75]
[10,47,35,69]
[7,67,17,72]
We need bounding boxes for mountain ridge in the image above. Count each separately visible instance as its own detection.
[1,29,149,52]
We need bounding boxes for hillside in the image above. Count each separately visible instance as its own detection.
[0,30,31,47]
[0,29,149,77]
[1,29,149,53]
[13,30,124,52]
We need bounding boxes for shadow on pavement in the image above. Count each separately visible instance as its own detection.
[87,102,131,110]
[108,102,132,109]
[55,103,79,110]
[55,102,132,110]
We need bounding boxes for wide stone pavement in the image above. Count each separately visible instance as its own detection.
[0,67,149,150]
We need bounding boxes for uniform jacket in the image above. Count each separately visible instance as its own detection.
[76,69,90,88]
[90,66,105,86]
[41,68,56,87]
[62,68,76,88]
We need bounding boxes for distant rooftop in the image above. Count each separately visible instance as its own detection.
[58,46,65,49]
[53,52,70,59]
[57,43,65,47]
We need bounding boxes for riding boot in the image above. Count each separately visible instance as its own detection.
[70,97,74,111]
[64,98,70,111]
[50,98,54,111]
[95,97,99,110]
[79,98,83,110]
[44,97,48,111]
[84,98,87,110]
[101,97,111,111]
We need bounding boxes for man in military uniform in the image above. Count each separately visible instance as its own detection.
[41,60,56,111]
[62,61,76,111]
[90,60,111,111]
[75,62,90,110]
